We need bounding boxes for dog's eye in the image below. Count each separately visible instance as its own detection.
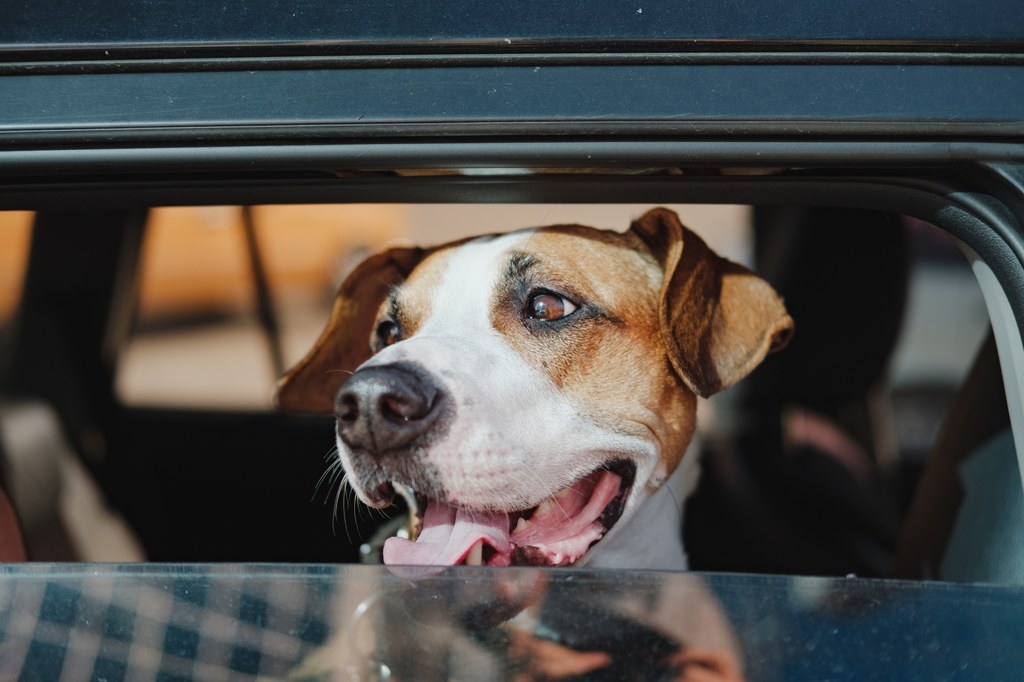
[527,292,578,321]
[376,320,402,347]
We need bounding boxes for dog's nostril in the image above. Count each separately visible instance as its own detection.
[384,397,411,422]
[337,393,359,423]
[380,393,430,423]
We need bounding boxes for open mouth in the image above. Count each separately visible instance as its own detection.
[382,461,636,568]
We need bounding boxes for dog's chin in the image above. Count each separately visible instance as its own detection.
[375,460,637,570]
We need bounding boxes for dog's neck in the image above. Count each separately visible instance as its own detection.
[583,445,701,571]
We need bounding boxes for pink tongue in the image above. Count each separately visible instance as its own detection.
[382,469,623,568]
[383,502,510,566]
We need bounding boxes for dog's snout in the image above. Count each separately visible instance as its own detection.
[335,365,443,453]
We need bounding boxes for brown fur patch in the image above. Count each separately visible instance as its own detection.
[629,208,794,398]
[489,227,698,468]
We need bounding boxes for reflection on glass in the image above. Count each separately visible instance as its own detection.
[336,568,741,681]
[1,565,1022,680]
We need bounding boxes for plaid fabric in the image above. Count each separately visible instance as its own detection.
[0,565,337,681]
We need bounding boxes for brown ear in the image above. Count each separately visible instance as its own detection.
[629,207,794,397]
[274,246,427,414]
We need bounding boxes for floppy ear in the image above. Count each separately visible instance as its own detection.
[274,246,427,414]
[629,207,794,397]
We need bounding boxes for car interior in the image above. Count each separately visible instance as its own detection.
[0,193,1016,583]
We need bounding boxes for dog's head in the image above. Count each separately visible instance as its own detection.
[276,208,792,568]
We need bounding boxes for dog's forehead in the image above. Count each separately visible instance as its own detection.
[398,225,657,315]
[393,230,534,331]
[516,227,660,300]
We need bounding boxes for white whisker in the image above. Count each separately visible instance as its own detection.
[312,446,342,501]
[332,475,349,541]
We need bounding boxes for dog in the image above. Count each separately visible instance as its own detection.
[277,206,791,571]
[276,207,791,679]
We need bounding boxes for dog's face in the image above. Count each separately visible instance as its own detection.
[277,208,792,569]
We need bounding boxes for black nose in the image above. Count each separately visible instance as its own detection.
[335,365,443,454]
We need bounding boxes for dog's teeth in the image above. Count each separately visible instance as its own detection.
[513,517,530,534]
[556,486,576,503]
[466,539,484,566]
[534,498,556,519]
